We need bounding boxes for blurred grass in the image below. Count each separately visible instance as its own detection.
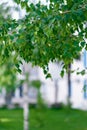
[0,109,23,130]
[0,108,87,130]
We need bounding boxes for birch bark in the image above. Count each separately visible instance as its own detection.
[23,62,29,130]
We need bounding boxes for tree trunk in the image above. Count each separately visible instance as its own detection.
[5,90,14,108]
[23,82,29,130]
[23,63,29,130]
[54,79,58,104]
[67,64,71,107]
[18,7,29,130]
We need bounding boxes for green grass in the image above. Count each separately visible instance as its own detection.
[0,108,87,130]
[0,109,23,130]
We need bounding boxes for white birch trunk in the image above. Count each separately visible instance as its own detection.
[23,63,29,130]
[23,82,29,130]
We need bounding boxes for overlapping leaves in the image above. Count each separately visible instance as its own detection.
[1,0,87,75]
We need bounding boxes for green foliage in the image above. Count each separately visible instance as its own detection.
[77,69,86,75]
[31,80,41,89]
[0,54,20,91]
[30,79,45,108]
[0,2,21,91]
[0,0,87,76]
[60,69,65,78]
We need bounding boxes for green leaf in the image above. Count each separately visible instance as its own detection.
[60,70,64,78]
[80,41,85,47]
[77,70,85,75]
[15,63,19,68]
[85,44,87,50]
[46,73,51,79]
[80,70,85,75]
[17,68,22,74]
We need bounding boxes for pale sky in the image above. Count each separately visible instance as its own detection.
[0,0,49,19]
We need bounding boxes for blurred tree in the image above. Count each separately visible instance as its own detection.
[0,2,20,104]
[31,79,43,108]
[0,54,21,106]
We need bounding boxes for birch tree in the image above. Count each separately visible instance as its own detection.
[0,0,87,130]
[23,63,29,130]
